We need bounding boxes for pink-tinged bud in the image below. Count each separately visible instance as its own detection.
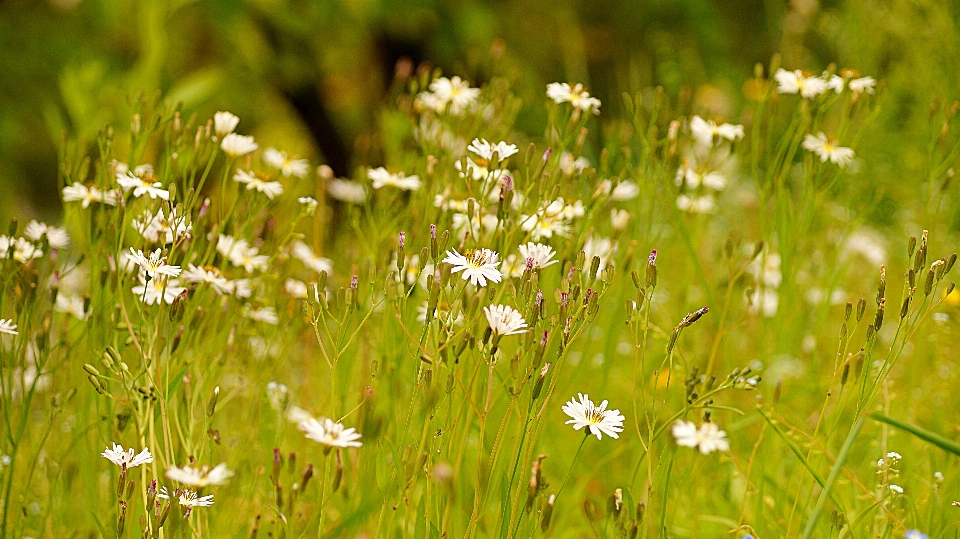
[540,330,549,346]
[350,275,359,290]
[199,197,211,219]
[542,148,553,162]
[502,176,514,192]
[535,290,543,307]
[560,292,568,307]
[584,288,593,305]
[526,257,535,271]
[648,249,657,265]
[399,232,406,249]
[430,224,437,241]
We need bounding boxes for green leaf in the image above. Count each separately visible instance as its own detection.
[801,417,863,539]
[870,412,960,456]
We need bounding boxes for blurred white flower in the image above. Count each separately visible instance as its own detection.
[233,169,284,199]
[467,138,519,161]
[243,305,279,325]
[291,240,332,274]
[131,208,191,244]
[518,242,558,270]
[181,264,233,295]
[24,221,69,249]
[849,76,877,95]
[562,393,625,440]
[368,167,421,191]
[126,248,181,278]
[221,133,258,157]
[284,278,308,298]
[166,463,234,487]
[558,152,591,175]
[132,275,186,305]
[443,248,502,287]
[547,82,601,114]
[428,76,481,115]
[676,194,716,213]
[0,319,18,336]
[263,148,310,178]
[213,111,240,137]
[62,183,118,208]
[0,236,43,263]
[299,417,363,449]
[116,165,169,200]
[689,116,744,147]
[54,294,87,320]
[774,69,828,99]
[101,443,153,468]
[611,209,630,231]
[802,132,855,167]
[483,304,528,336]
[671,420,730,454]
[327,179,367,203]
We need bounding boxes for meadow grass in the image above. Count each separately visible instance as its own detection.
[0,59,959,539]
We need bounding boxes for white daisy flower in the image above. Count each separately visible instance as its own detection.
[263,148,310,178]
[849,76,877,95]
[467,138,519,161]
[546,82,601,114]
[101,443,154,468]
[233,169,284,199]
[428,76,481,115]
[165,463,234,487]
[126,248,182,278]
[368,167,421,191]
[671,420,730,454]
[299,417,363,449]
[158,487,216,509]
[54,294,87,320]
[213,111,240,137]
[676,194,716,213]
[0,319,18,336]
[562,393,625,440]
[0,236,43,263]
[802,132,855,167]
[24,221,69,249]
[518,242,559,270]
[220,133,258,157]
[291,240,333,274]
[61,183,118,208]
[689,116,745,147]
[327,178,367,203]
[483,304,528,336]
[889,484,904,494]
[116,166,169,200]
[774,69,829,99]
[284,278,308,298]
[181,264,233,295]
[243,305,279,325]
[132,275,186,305]
[443,248,502,287]
[221,238,269,273]
[559,152,591,175]
[131,208,192,244]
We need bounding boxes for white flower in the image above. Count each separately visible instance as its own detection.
[220,133,258,157]
[126,248,182,278]
[132,275,186,305]
[826,73,845,93]
[181,264,233,295]
[291,241,333,274]
[54,294,87,320]
[101,443,154,468]
[213,111,240,137]
[299,417,363,448]
[233,169,284,199]
[520,213,569,240]
[116,166,169,200]
[689,116,745,147]
[429,76,481,115]
[24,221,69,249]
[547,82,601,114]
[610,181,639,201]
[518,243,558,270]
[284,278,308,298]
[262,148,310,178]
[131,208,192,244]
[298,197,318,215]
[243,305,279,325]
[774,69,829,99]
[676,194,716,213]
[611,209,630,231]
[675,166,727,191]
[582,236,614,276]
[802,132,855,167]
[443,248,502,287]
[166,463,234,487]
[849,76,876,95]
[889,484,904,494]
[467,138,519,161]
[368,167,421,191]
[558,152,591,175]
[62,183,118,208]
[0,319,18,336]
[671,420,730,454]
[0,236,43,263]
[327,179,367,203]
[483,304,528,336]
[218,237,269,273]
[562,393,625,440]
[161,488,215,509]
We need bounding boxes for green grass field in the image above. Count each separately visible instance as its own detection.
[1,2,959,539]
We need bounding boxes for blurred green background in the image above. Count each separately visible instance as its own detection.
[1,0,959,223]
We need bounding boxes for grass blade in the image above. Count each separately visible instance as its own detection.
[870,412,960,456]
[801,417,864,539]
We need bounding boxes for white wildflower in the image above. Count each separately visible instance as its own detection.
[562,393,625,440]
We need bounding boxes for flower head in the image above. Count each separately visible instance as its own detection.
[213,111,240,137]
[689,116,745,147]
[233,169,284,199]
[0,236,43,263]
[547,82,601,114]
[562,393,625,440]
[299,417,363,449]
[263,148,310,178]
[126,248,182,278]
[905,531,929,539]
[221,133,258,157]
[774,69,829,99]
[671,420,730,454]
[517,243,558,270]
[0,319,18,336]
[802,132,855,167]
[327,179,367,203]
[62,183,118,208]
[132,275,187,305]
[443,248,502,287]
[483,304,529,336]
[428,76,481,115]
[131,208,191,244]
[116,165,169,200]
[368,167,421,191]
[165,463,234,487]
[24,221,69,249]
[101,443,154,468]
[467,138,519,162]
